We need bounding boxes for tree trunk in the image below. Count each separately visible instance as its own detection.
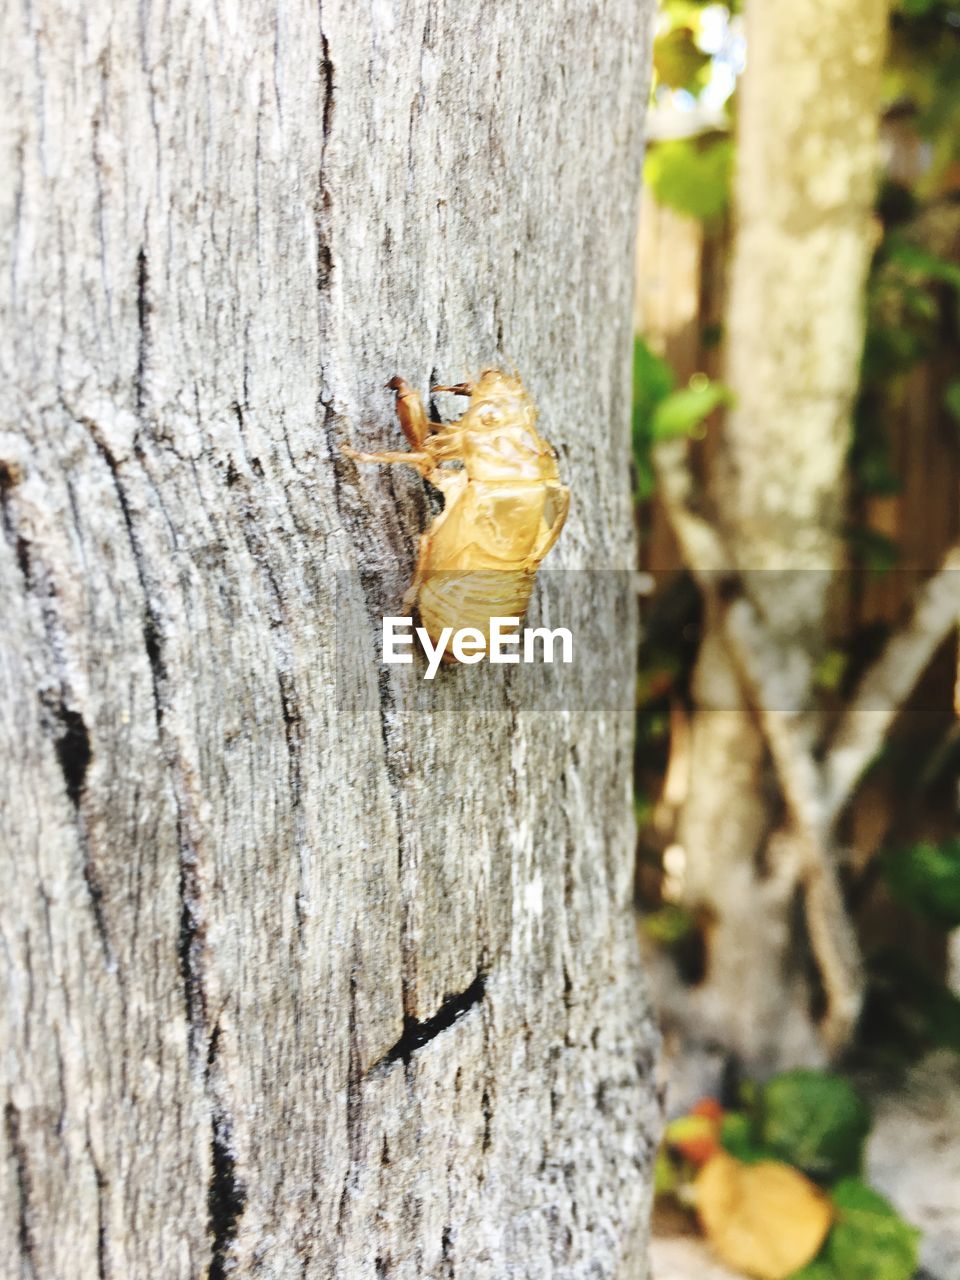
[0,1,660,1277]
[655,0,889,1085]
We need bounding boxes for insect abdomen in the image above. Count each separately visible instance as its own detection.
[417,569,536,653]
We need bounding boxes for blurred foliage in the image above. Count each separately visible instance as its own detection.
[855,837,960,1066]
[636,2,956,1266]
[645,0,738,224]
[882,836,960,927]
[653,23,712,94]
[643,0,960,560]
[813,1180,920,1280]
[644,136,733,223]
[862,949,960,1060]
[634,0,960,880]
[756,1072,870,1182]
[641,902,696,944]
[852,229,960,528]
[656,1073,919,1280]
[849,0,960,563]
[888,0,960,196]
[632,336,731,498]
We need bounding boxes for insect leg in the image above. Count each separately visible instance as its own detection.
[386,376,436,448]
[431,381,474,397]
[402,533,432,610]
[526,485,570,565]
[423,427,465,466]
[342,444,434,477]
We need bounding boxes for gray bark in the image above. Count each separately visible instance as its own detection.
[0,1,660,1278]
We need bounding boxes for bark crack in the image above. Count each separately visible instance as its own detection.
[135,245,150,414]
[86,1137,109,1280]
[372,972,486,1071]
[225,403,309,934]
[1,452,111,956]
[0,459,30,583]
[78,416,247,1267]
[53,705,91,807]
[207,1025,248,1280]
[5,1103,38,1279]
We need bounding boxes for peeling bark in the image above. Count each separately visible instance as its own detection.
[0,2,660,1277]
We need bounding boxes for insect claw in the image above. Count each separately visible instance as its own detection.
[431,382,474,396]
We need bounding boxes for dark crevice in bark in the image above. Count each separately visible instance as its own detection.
[373,972,486,1070]
[127,517,209,1062]
[0,459,31,582]
[323,396,362,537]
[316,230,332,293]
[178,829,208,1065]
[207,1115,246,1280]
[222,432,309,936]
[80,846,112,963]
[207,1024,248,1280]
[345,974,363,1164]
[315,27,334,294]
[320,30,334,142]
[135,245,150,413]
[87,1143,109,1280]
[371,659,419,1014]
[79,419,210,1057]
[5,1103,37,1278]
[561,958,575,1049]
[441,1225,455,1277]
[53,704,91,806]
[338,969,363,1233]
[4,439,114,957]
[50,700,111,956]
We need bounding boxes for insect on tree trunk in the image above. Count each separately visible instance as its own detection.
[0,2,660,1278]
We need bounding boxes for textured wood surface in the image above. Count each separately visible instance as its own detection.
[0,1,659,1276]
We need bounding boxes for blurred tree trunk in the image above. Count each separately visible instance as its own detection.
[0,2,660,1277]
[655,0,890,1084]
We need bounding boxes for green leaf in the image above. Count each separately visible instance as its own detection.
[631,338,675,499]
[882,838,960,928]
[863,949,960,1060]
[644,137,733,224]
[944,378,960,425]
[654,1148,680,1195]
[641,905,695,945]
[758,1071,871,1180]
[844,524,900,574]
[719,1111,773,1165]
[631,339,730,501]
[897,0,941,14]
[813,650,849,693]
[788,1260,839,1280]
[653,26,712,94]
[633,338,675,422]
[920,979,960,1051]
[826,1179,920,1280]
[886,239,960,290]
[651,376,733,441]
